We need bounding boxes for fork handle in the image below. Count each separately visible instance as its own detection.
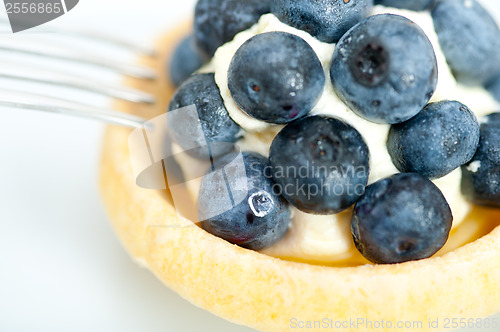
[0,89,147,128]
[0,63,156,104]
[0,42,157,80]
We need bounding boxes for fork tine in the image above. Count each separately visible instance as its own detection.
[0,63,156,104]
[0,89,147,128]
[0,19,158,126]
[56,28,157,57]
[0,42,157,80]
[0,18,156,57]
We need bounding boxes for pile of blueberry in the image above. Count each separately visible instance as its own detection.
[168,0,500,264]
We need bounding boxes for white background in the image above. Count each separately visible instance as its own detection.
[0,1,499,331]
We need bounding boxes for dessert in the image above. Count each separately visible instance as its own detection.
[100,0,500,330]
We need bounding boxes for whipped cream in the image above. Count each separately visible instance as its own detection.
[187,6,499,263]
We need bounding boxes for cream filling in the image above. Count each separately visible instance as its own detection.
[181,7,499,263]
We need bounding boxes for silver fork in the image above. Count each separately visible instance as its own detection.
[0,22,156,128]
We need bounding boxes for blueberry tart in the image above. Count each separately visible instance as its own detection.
[101,1,500,331]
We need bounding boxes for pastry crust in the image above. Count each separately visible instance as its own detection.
[100,23,500,331]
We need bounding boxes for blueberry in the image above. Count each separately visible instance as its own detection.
[352,173,453,264]
[198,152,291,250]
[461,113,500,208]
[330,14,437,124]
[432,0,500,85]
[168,73,241,159]
[387,100,480,179]
[271,0,373,43]
[487,74,500,102]
[194,0,271,58]
[169,35,205,87]
[374,0,435,11]
[269,115,370,214]
[228,32,325,124]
